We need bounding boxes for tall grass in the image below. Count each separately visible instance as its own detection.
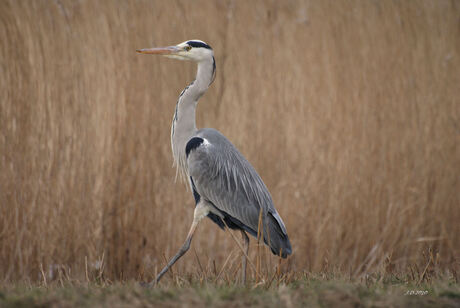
[1,0,459,282]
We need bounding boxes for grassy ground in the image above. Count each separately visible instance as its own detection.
[1,275,459,308]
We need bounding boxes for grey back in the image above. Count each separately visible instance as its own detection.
[187,128,292,257]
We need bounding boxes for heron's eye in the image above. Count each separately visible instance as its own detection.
[185,46,192,51]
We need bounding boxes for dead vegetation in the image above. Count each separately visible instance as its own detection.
[1,274,460,308]
[0,0,459,283]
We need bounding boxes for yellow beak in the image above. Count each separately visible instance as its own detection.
[136,46,180,55]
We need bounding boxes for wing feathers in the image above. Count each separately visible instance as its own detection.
[186,128,292,257]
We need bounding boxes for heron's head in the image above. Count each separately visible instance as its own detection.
[136,40,213,62]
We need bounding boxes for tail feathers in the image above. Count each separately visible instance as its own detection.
[208,207,292,258]
[265,212,292,258]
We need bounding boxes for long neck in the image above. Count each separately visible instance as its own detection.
[171,57,215,181]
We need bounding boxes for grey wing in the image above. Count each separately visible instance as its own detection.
[186,128,291,257]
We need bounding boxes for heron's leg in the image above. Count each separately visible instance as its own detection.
[240,230,250,284]
[147,202,209,287]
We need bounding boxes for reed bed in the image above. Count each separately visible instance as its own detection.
[0,0,459,282]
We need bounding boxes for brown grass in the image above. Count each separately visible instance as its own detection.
[0,0,459,282]
[2,276,460,308]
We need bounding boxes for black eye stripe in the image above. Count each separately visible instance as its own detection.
[187,41,212,49]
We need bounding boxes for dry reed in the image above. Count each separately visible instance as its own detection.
[0,0,459,282]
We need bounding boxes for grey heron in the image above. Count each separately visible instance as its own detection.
[137,40,292,285]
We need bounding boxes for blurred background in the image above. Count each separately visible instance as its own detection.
[1,0,459,282]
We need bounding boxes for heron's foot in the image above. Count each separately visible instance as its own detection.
[139,281,155,288]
